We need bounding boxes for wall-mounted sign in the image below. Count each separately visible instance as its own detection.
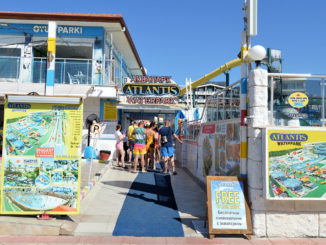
[202,124,216,134]
[206,176,252,239]
[288,113,308,119]
[126,96,176,104]
[122,84,180,96]
[103,101,117,120]
[1,98,83,215]
[131,75,172,83]
[288,92,309,108]
[0,23,104,38]
[123,76,180,105]
[265,127,326,200]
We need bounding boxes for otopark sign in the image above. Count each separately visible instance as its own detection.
[288,92,309,108]
[122,76,180,104]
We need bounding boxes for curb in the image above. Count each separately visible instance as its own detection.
[80,161,111,201]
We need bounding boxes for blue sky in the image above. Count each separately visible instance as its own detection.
[2,0,325,86]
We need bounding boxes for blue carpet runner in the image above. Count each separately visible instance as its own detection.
[112,165,184,237]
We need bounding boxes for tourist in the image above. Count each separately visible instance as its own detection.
[159,119,183,175]
[154,126,161,164]
[115,124,126,168]
[146,122,157,170]
[127,121,137,163]
[132,121,147,173]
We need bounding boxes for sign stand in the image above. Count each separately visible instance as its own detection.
[88,123,102,183]
[206,176,252,239]
[37,211,53,220]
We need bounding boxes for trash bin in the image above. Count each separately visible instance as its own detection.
[100,150,111,160]
[84,146,96,159]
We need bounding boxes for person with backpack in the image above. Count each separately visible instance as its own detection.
[158,119,183,175]
[127,121,137,163]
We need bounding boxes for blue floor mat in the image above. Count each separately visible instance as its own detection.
[112,164,184,237]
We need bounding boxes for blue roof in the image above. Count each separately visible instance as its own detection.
[283,179,301,188]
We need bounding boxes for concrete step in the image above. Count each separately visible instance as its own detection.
[0,215,76,236]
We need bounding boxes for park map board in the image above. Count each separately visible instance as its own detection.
[1,99,83,214]
[265,128,326,200]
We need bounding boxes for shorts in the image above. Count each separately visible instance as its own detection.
[133,144,146,155]
[128,140,135,151]
[161,146,174,158]
[116,141,123,150]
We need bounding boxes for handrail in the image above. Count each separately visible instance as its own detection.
[179,58,241,96]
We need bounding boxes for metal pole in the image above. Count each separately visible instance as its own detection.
[322,78,325,125]
[270,76,274,126]
[46,21,57,95]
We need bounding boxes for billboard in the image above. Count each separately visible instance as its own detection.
[265,127,326,200]
[1,99,83,214]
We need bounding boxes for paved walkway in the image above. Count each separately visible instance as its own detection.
[1,236,326,244]
[72,162,206,237]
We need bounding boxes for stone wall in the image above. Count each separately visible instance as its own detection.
[247,68,326,237]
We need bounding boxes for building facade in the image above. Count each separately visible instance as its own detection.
[0,12,146,154]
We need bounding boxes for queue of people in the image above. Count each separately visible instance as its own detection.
[114,119,183,175]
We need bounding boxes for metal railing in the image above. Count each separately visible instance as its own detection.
[181,81,241,140]
[200,80,241,123]
[269,73,326,127]
[0,56,121,86]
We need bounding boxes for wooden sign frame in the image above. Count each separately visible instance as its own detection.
[206,176,252,239]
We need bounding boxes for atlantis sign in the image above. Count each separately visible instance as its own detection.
[122,76,180,104]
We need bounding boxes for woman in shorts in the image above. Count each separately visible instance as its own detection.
[115,124,126,168]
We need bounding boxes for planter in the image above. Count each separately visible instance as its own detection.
[100,150,111,161]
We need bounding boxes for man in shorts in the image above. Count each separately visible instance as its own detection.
[158,119,183,174]
[132,121,147,173]
[127,121,137,163]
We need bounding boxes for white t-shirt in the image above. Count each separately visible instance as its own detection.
[115,130,122,143]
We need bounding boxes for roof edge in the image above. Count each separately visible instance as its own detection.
[0,11,145,75]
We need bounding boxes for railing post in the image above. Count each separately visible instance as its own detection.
[86,59,89,84]
[39,58,43,83]
[270,76,274,126]
[16,57,19,83]
[63,58,66,84]
[322,78,325,126]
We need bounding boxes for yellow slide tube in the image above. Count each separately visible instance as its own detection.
[179,58,241,96]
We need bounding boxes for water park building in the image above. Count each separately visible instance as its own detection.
[0,12,185,154]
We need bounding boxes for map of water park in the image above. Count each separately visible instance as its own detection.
[267,129,326,199]
[1,101,83,214]
[5,110,69,156]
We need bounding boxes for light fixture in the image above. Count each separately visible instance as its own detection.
[7,95,81,104]
[249,45,266,61]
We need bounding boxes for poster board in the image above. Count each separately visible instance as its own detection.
[264,127,326,200]
[1,96,83,214]
[206,176,252,238]
[103,101,117,120]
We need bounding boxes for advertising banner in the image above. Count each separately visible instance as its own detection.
[265,127,326,200]
[206,176,252,237]
[196,120,241,183]
[103,101,117,120]
[1,99,83,214]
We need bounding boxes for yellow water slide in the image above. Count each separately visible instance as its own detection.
[179,58,241,96]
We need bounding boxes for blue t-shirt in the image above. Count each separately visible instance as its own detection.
[159,126,173,147]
